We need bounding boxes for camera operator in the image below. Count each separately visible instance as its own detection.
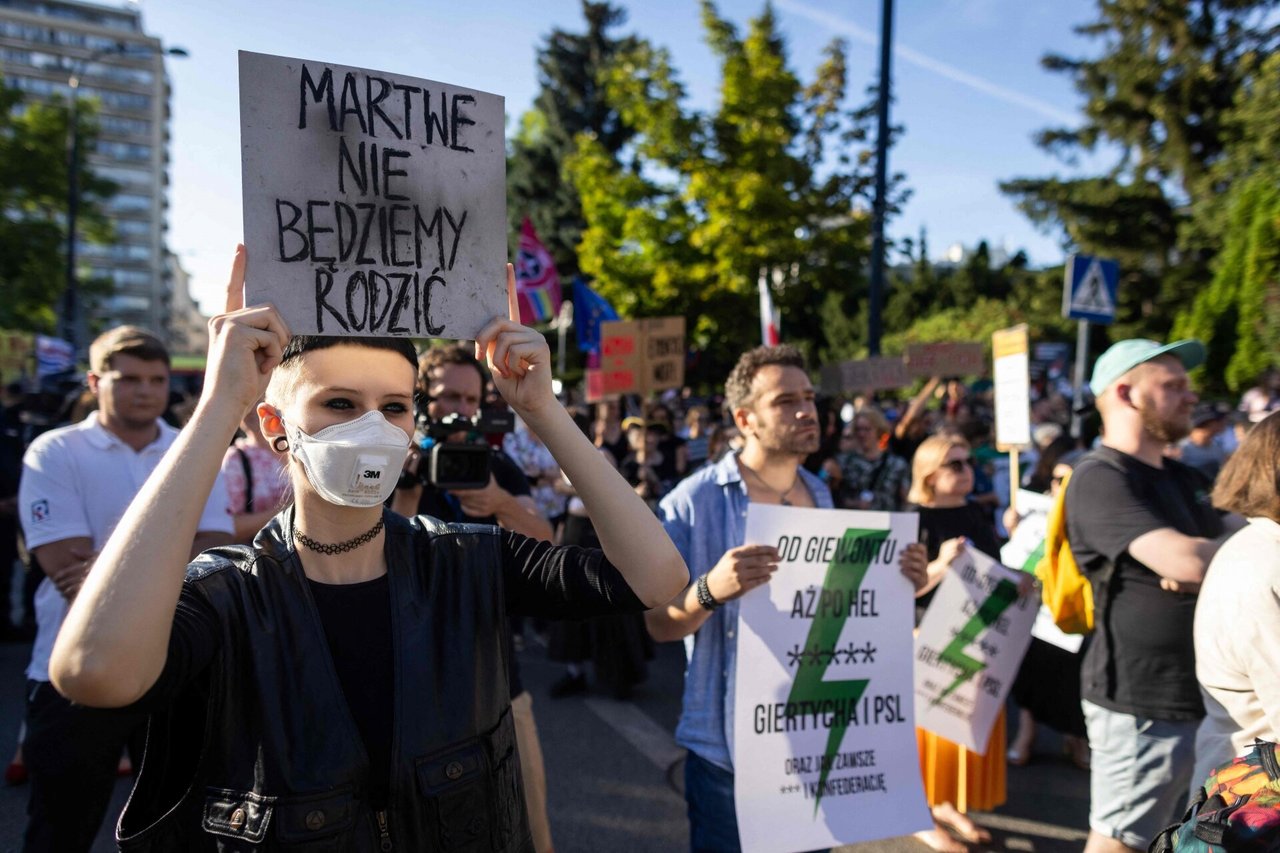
[390,343,555,852]
[391,345,552,541]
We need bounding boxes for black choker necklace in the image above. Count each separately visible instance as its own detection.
[294,518,384,555]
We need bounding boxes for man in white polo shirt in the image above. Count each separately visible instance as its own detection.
[18,326,233,852]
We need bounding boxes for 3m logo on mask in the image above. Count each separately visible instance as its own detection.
[349,454,392,493]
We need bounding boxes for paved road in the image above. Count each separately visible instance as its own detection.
[0,634,1089,852]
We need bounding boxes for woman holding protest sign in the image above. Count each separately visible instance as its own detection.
[908,434,1006,852]
[46,246,688,851]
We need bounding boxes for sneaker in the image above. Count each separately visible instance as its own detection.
[548,673,587,699]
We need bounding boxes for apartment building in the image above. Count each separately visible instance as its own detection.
[0,0,188,342]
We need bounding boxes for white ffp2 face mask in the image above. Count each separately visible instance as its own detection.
[288,411,411,508]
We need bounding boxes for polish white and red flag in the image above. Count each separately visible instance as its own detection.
[758,269,780,346]
[514,217,562,325]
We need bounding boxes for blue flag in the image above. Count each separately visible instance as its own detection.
[572,277,619,359]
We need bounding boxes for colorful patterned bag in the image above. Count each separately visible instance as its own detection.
[1150,741,1280,852]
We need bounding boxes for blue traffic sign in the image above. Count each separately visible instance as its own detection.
[1062,254,1119,324]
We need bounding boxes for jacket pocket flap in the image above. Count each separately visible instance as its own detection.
[273,785,357,843]
[202,788,274,843]
[417,741,486,796]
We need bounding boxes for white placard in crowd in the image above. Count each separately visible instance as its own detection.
[1000,489,1084,654]
[992,325,1032,449]
[239,51,508,340]
[733,505,930,853]
[914,547,1036,754]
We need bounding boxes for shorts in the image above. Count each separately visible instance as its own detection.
[1082,700,1198,849]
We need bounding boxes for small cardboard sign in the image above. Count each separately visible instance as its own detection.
[641,316,686,393]
[904,343,985,378]
[819,358,911,393]
[0,330,33,383]
[239,51,507,340]
[588,317,685,400]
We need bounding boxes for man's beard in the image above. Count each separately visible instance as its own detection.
[1139,403,1191,444]
[762,429,820,457]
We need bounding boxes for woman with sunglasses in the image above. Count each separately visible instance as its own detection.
[907,433,1004,852]
[44,249,689,851]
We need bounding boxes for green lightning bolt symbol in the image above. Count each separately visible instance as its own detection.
[931,578,1018,706]
[784,527,886,815]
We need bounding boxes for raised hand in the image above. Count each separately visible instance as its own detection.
[203,244,292,418]
[473,264,554,416]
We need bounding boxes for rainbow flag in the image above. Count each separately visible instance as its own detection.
[514,218,562,324]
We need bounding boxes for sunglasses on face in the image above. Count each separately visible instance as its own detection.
[939,457,974,474]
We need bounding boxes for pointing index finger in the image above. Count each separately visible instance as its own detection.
[225,244,247,314]
[506,263,518,322]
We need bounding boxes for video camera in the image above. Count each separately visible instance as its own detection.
[408,408,515,491]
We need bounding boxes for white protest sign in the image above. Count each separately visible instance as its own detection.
[992,325,1032,450]
[240,51,507,339]
[1000,489,1083,654]
[914,547,1036,754]
[734,505,930,853]
[1000,489,1053,572]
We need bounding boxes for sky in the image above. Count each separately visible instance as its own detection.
[135,0,1110,314]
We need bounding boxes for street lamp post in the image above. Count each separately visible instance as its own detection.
[867,0,894,357]
[60,43,187,356]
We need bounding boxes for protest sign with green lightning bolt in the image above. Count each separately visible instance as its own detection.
[785,527,887,814]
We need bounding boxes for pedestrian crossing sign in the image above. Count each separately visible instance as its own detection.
[1062,254,1118,324]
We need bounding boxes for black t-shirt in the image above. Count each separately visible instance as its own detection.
[308,574,394,808]
[1066,446,1223,719]
[912,502,1001,619]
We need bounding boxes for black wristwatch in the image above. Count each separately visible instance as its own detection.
[695,573,721,611]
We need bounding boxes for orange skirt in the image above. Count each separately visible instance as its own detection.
[916,709,1007,812]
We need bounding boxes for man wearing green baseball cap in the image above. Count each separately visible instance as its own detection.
[1066,338,1244,853]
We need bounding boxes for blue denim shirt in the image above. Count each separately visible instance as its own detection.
[658,452,832,772]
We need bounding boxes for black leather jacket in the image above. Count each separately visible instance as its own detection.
[117,509,533,852]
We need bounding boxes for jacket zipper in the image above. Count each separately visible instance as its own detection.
[376,809,394,851]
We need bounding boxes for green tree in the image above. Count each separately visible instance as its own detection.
[1173,51,1280,392]
[0,83,116,334]
[568,1,901,380]
[1175,178,1279,392]
[507,2,641,276]
[1000,0,1278,340]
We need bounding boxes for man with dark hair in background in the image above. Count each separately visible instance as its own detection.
[647,345,927,851]
[18,326,233,851]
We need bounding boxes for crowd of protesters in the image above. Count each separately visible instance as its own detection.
[0,314,1277,851]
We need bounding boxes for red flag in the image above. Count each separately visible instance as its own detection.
[514,218,562,324]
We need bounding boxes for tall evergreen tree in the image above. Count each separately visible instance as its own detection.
[507,2,641,276]
[1174,51,1280,392]
[999,0,1279,340]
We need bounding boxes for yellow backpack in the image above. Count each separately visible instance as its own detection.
[1034,469,1095,634]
